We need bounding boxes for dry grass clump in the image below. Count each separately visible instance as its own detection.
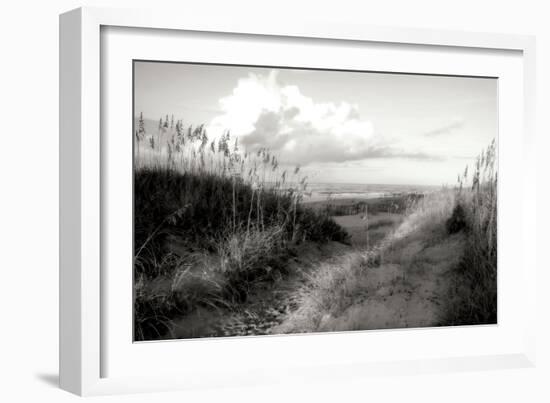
[274,253,369,334]
[392,188,456,242]
[134,250,228,340]
[217,226,292,300]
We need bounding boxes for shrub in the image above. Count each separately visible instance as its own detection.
[446,203,467,234]
[295,207,350,244]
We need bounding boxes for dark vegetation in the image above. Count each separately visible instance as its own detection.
[134,168,348,268]
[446,203,467,234]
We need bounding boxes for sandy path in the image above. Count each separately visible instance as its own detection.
[316,258,449,332]
[275,222,465,333]
[167,214,464,338]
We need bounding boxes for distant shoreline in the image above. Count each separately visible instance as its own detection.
[304,193,400,203]
[303,192,429,206]
[303,196,398,206]
[302,182,440,203]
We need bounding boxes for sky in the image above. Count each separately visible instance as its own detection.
[134,61,497,186]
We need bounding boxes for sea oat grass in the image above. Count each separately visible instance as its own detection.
[133,116,348,340]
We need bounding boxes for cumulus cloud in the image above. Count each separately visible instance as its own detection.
[208,71,440,165]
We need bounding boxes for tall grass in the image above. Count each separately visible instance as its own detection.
[395,140,497,325]
[443,139,497,325]
[133,114,348,340]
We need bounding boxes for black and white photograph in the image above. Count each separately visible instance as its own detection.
[133,61,497,341]
[5,0,550,400]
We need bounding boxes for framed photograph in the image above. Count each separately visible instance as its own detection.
[60,7,537,396]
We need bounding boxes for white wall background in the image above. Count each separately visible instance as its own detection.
[0,0,548,401]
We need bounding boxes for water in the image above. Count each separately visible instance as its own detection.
[304,183,438,202]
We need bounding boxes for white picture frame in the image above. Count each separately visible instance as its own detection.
[60,6,537,396]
